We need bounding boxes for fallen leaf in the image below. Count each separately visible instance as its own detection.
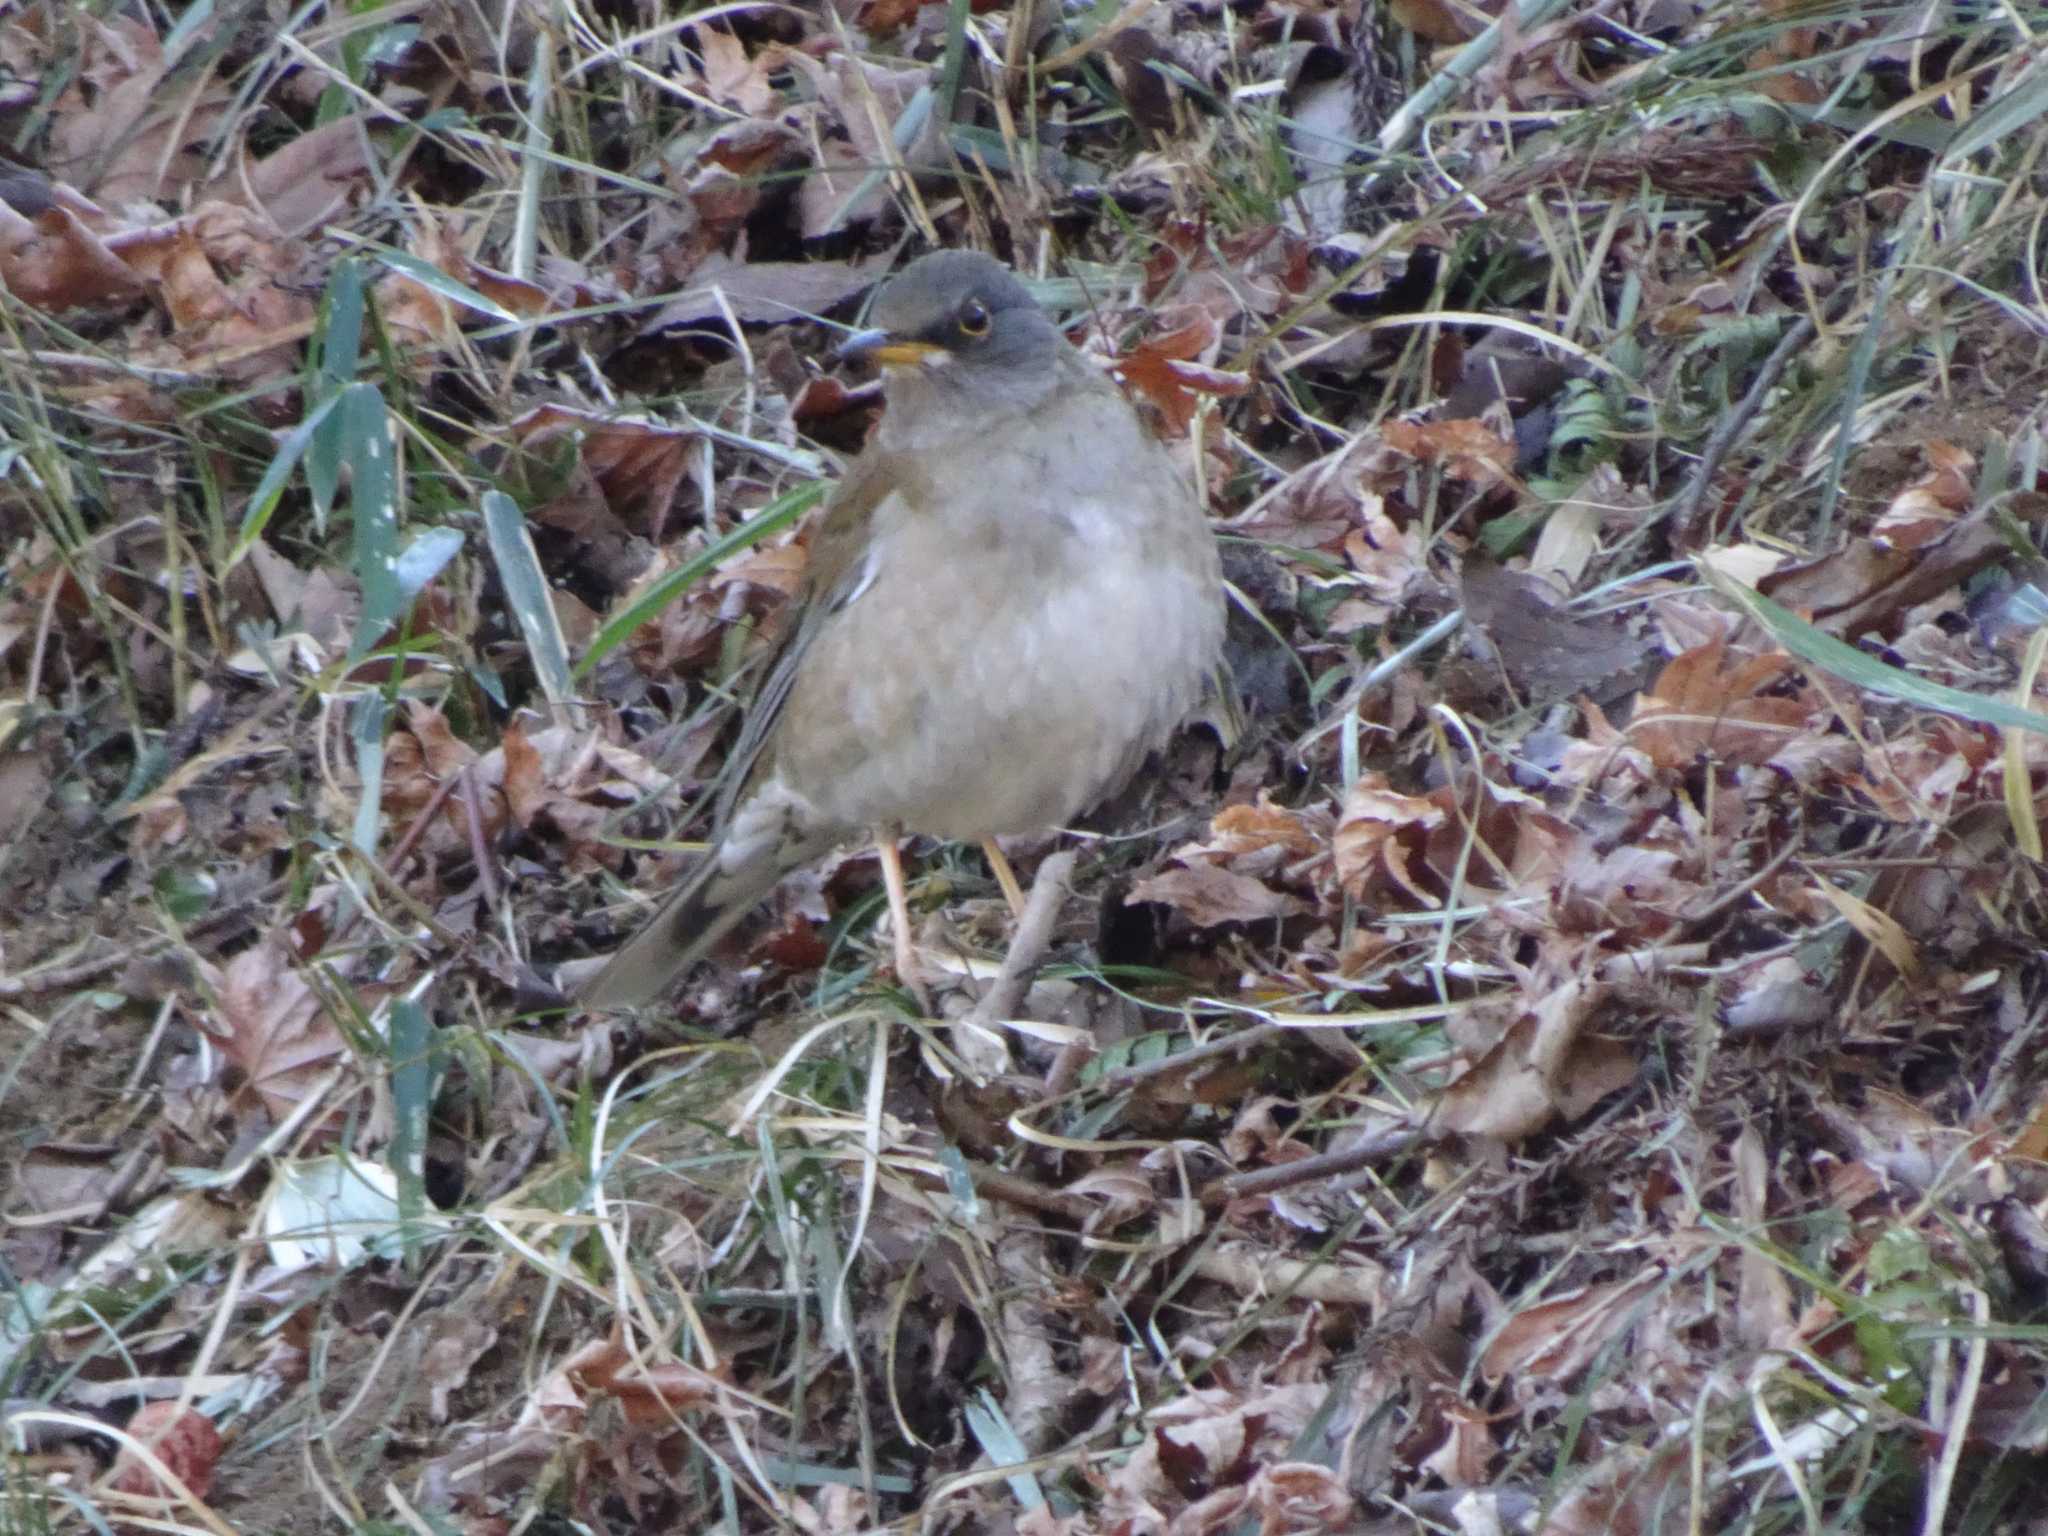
[1127,864,1306,928]
[1629,636,1809,768]
[198,940,351,1127]
[108,1403,222,1499]
[1479,1269,1664,1386]
[1382,416,1519,491]
[1112,311,1252,436]
[1432,977,1639,1141]
[1331,774,1447,908]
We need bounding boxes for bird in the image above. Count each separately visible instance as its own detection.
[581,249,1225,1009]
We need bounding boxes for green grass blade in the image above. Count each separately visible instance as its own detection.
[1702,562,2048,736]
[482,489,575,709]
[574,480,825,678]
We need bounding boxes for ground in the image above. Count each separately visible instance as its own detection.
[5,2,2048,1534]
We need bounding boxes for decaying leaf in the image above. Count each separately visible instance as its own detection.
[196,941,351,1128]
[1432,976,1640,1141]
[107,1403,222,1500]
[1629,636,1811,767]
[1112,311,1253,436]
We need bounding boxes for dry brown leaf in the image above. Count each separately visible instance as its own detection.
[45,16,229,206]
[1416,1395,1496,1486]
[1112,311,1252,436]
[1539,1441,1686,1536]
[1063,1167,1157,1234]
[1478,1269,1664,1386]
[1382,415,1519,491]
[786,51,934,238]
[422,1315,501,1423]
[1432,977,1639,1141]
[1126,864,1306,928]
[1629,636,1809,768]
[559,1332,739,1427]
[855,0,940,30]
[513,404,696,539]
[1460,561,1649,703]
[1753,467,2034,639]
[1388,0,1494,44]
[502,721,618,870]
[198,940,350,1127]
[1206,797,1327,860]
[642,252,889,333]
[108,1403,222,1499]
[1732,1125,1795,1349]
[0,200,147,310]
[385,704,486,825]
[1331,774,1447,908]
[685,25,780,117]
[1322,493,1425,632]
[225,115,381,237]
[1870,439,1973,548]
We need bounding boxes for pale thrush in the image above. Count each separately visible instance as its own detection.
[582,250,1224,1008]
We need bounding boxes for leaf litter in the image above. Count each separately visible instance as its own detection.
[3,1,2048,1533]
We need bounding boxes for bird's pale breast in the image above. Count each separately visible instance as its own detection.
[771,373,1221,840]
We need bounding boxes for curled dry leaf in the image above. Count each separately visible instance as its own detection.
[512,403,695,540]
[501,723,620,872]
[642,252,890,333]
[1478,1268,1664,1389]
[555,1332,740,1429]
[1245,1462,1354,1532]
[1870,439,1973,548]
[684,25,781,118]
[1752,446,2034,639]
[123,207,317,390]
[382,704,489,860]
[108,1402,222,1500]
[1063,1166,1157,1234]
[1322,492,1427,633]
[1125,863,1306,928]
[1382,416,1520,491]
[1460,560,1649,704]
[1732,1125,1795,1349]
[472,722,671,874]
[0,199,148,310]
[1388,0,1495,44]
[1540,1441,1687,1536]
[221,115,382,237]
[422,1315,500,1423]
[1432,976,1639,1141]
[785,50,936,238]
[1331,773,1447,908]
[1111,310,1252,437]
[1099,1383,1329,1522]
[45,16,230,206]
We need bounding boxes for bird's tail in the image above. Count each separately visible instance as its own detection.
[580,782,837,1010]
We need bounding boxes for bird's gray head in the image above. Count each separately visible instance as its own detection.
[840,251,1064,429]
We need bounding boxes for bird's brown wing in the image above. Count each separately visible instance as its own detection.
[580,452,901,1010]
[708,447,902,829]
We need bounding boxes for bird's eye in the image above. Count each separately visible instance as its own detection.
[957,299,991,338]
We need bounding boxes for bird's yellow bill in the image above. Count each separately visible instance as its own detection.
[864,339,948,367]
[839,327,948,369]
